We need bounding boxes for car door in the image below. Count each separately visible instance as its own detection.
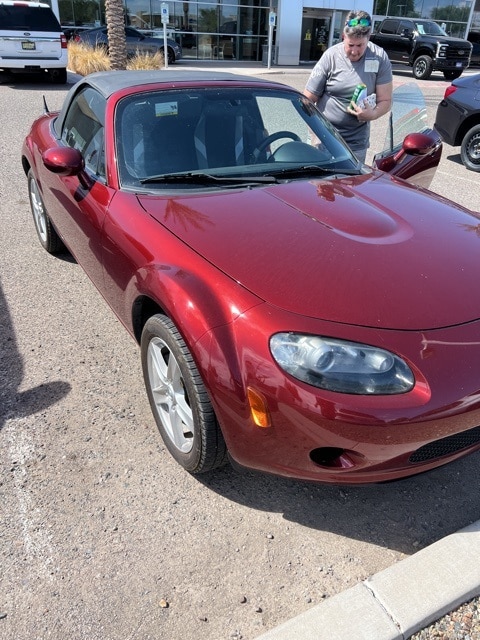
[376,19,403,62]
[41,86,114,287]
[372,83,442,188]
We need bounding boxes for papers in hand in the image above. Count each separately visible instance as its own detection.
[360,93,377,109]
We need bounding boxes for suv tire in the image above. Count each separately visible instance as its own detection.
[49,68,67,84]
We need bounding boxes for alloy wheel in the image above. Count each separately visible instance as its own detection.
[147,336,194,454]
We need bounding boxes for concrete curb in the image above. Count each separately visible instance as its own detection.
[255,519,480,640]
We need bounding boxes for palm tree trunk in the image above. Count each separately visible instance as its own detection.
[105,0,128,70]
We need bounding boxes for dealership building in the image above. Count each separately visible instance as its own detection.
[54,0,480,66]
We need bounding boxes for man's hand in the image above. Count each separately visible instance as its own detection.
[348,101,377,121]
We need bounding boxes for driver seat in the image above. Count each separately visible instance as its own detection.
[194,100,267,169]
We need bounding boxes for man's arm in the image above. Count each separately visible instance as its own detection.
[303,88,320,105]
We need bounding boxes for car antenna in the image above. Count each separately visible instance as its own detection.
[43,95,50,114]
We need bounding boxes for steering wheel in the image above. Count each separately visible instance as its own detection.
[252,131,301,163]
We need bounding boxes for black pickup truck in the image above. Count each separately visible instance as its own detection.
[370,18,472,80]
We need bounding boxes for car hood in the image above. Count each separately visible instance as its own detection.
[137,172,480,330]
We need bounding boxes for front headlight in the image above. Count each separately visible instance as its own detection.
[270,333,414,395]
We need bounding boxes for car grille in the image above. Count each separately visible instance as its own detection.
[409,425,480,463]
[446,46,470,61]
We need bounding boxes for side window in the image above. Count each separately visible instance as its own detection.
[398,21,413,34]
[61,86,106,179]
[380,20,399,35]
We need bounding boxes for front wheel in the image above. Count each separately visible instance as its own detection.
[460,124,480,172]
[412,55,433,80]
[443,70,462,81]
[141,314,227,473]
[27,170,64,253]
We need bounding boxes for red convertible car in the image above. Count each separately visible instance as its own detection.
[22,71,480,484]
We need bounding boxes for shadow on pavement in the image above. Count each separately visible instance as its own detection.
[195,447,480,556]
[445,152,465,167]
[0,282,71,430]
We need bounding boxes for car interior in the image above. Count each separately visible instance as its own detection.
[118,92,269,183]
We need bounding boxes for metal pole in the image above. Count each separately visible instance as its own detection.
[163,22,168,68]
[267,22,273,68]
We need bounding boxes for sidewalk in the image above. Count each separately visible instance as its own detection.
[174,58,315,76]
[254,519,480,639]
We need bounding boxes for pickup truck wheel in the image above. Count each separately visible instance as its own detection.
[443,70,462,81]
[413,55,433,80]
[460,124,480,172]
[141,314,228,473]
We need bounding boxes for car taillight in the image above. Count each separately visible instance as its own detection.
[61,34,68,48]
[444,85,457,99]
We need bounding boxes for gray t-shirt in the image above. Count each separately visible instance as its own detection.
[305,41,392,152]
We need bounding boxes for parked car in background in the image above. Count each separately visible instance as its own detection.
[435,73,480,172]
[21,70,480,485]
[74,26,182,63]
[0,0,67,83]
[61,25,95,41]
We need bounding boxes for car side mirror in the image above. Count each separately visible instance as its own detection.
[401,28,412,37]
[42,147,92,189]
[398,132,437,157]
[387,131,438,164]
[374,132,439,172]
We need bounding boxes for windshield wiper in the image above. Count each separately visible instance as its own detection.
[265,165,362,179]
[140,172,278,185]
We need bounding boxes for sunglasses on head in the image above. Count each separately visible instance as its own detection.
[346,17,371,27]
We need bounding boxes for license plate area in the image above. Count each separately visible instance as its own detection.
[22,41,36,50]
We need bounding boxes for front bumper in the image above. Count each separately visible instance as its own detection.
[433,58,470,71]
[202,309,480,485]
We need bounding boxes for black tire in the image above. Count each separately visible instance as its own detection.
[49,68,67,84]
[413,55,433,80]
[460,124,480,172]
[141,314,227,473]
[164,46,175,64]
[443,70,462,81]
[27,170,64,253]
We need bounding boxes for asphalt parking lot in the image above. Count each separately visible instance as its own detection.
[0,64,479,640]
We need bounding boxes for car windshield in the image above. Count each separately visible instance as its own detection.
[115,87,362,190]
[415,21,448,36]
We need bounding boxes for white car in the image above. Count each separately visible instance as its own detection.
[0,0,68,84]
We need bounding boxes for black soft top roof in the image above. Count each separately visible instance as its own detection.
[53,70,291,137]
[75,69,283,98]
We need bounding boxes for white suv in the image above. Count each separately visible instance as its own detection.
[0,1,68,83]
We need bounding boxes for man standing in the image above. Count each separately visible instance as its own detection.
[304,10,392,163]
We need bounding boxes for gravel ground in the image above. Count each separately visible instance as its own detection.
[412,597,480,639]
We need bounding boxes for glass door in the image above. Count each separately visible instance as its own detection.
[300,16,331,62]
